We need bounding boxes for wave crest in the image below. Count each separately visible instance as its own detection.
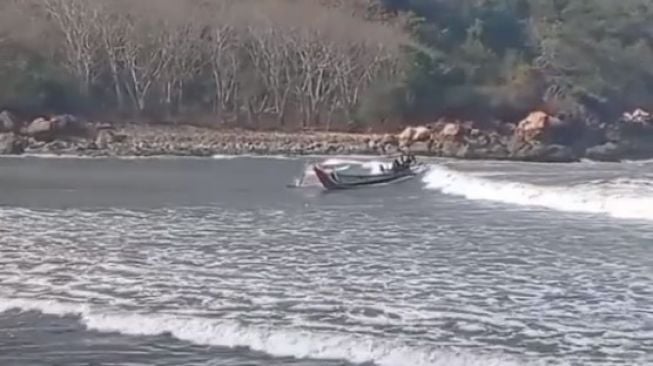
[0,297,534,366]
[422,164,653,221]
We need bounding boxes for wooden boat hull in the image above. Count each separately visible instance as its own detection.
[312,163,426,190]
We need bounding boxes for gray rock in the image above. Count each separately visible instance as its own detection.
[25,118,54,141]
[584,142,624,162]
[0,110,19,133]
[0,133,26,155]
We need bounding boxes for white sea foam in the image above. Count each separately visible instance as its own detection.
[0,297,536,366]
[210,154,240,160]
[422,164,653,221]
[623,158,653,165]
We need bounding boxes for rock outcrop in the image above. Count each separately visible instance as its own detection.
[514,111,560,143]
[2,108,653,162]
[24,114,90,142]
[25,117,53,141]
[580,108,653,161]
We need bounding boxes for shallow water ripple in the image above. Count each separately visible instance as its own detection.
[1,205,652,365]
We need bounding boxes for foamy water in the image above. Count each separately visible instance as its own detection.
[0,297,537,366]
[0,157,652,366]
[423,164,653,221]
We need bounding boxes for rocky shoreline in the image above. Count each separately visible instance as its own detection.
[2,110,653,162]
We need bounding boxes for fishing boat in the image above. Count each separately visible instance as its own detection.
[312,155,427,190]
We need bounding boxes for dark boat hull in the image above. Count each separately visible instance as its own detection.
[312,163,426,190]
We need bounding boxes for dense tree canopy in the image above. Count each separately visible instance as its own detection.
[390,0,653,123]
[1,0,652,130]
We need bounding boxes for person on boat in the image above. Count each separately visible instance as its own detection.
[391,156,407,172]
[392,159,401,171]
[407,153,416,165]
[400,153,413,167]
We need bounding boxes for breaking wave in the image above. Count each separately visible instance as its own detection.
[0,297,535,366]
[423,164,653,221]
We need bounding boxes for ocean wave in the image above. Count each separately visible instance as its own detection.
[0,297,537,366]
[422,164,653,221]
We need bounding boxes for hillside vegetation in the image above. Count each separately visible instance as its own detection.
[1,0,652,131]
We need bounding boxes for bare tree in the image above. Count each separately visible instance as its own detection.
[244,23,298,126]
[332,43,402,125]
[204,23,240,119]
[119,12,174,113]
[244,0,406,129]
[293,33,340,128]
[94,1,129,111]
[159,22,204,115]
[5,0,409,128]
[40,0,103,95]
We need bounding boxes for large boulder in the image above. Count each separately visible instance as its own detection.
[396,126,414,142]
[25,117,55,141]
[24,114,89,142]
[514,111,561,143]
[412,126,432,142]
[0,133,26,155]
[0,110,19,133]
[397,126,432,147]
[439,123,466,142]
